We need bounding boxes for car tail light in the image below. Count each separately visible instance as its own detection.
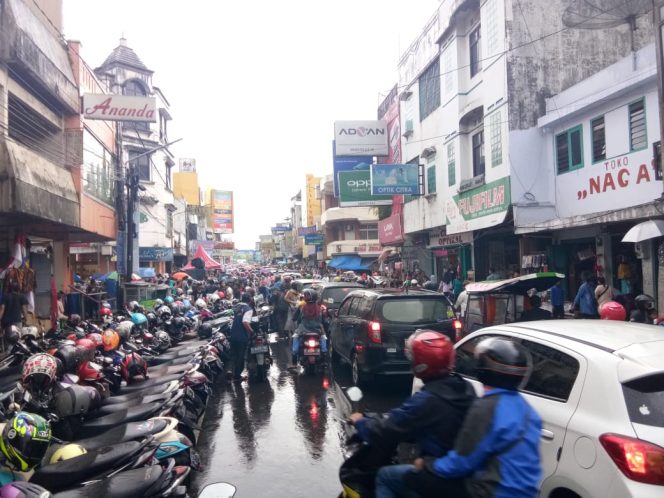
[453,319,463,342]
[355,343,365,353]
[600,433,664,485]
[306,338,318,348]
[368,321,382,344]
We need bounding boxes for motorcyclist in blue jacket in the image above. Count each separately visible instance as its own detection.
[348,330,476,498]
[404,337,542,498]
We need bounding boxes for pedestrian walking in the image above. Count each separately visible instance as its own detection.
[572,272,598,318]
[550,281,565,319]
[594,277,613,309]
[229,293,253,381]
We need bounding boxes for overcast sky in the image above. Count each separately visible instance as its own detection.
[63,0,440,249]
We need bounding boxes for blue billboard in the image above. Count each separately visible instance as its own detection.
[370,163,420,195]
[332,141,373,197]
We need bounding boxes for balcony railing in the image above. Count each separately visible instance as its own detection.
[327,239,382,255]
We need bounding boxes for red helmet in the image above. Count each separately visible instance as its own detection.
[78,360,104,382]
[404,330,455,380]
[121,352,148,382]
[75,338,96,362]
[100,307,112,317]
[600,301,626,321]
[218,291,225,299]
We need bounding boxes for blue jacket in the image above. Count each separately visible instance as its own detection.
[355,374,475,457]
[431,389,541,498]
[573,282,597,316]
[230,303,251,342]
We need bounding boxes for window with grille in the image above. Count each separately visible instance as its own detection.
[556,125,583,174]
[447,142,456,186]
[629,99,646,151]
[591,117,605,162]
[472,130,485,177]
[359,223,378,240]
[490,111,502,166]
[419,59,441,121]
[469,25,482,78]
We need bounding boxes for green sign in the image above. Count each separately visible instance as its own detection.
[452,176,511,221]
[338,170,392,207]
[304,234,324,245]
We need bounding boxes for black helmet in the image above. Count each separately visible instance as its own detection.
[146,312,158,328]
[198,323,213,339]
[303,289,318,304]
[55,345,82,374]
[241,293,252,304]
[474,337,531,390]
[68,314,81,327]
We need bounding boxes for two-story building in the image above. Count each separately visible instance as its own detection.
[397,0,652,281]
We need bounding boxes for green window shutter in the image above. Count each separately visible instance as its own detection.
[447,142,455,186]
[427,165,436,194]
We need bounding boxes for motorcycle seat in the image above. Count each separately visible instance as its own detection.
[101,383,173,404]
[93,394,172,416]
[146,353,194,366]
[148,363,191,376]
[31,440,148,491]
[52,465,166,498]
[76,402,163,436]
[116,373,183,394]
[73,418,170,450]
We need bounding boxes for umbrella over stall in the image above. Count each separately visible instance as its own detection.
[622,219,664,243]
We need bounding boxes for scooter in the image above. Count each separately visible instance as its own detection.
[246,317,271,382]
[297,331,325,375]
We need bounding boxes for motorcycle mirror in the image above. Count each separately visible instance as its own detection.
[346,386,363,402]
[198,482,237,498]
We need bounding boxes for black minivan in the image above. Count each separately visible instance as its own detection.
[329,289,459,386]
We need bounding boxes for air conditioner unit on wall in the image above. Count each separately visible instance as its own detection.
[344,224,354,232]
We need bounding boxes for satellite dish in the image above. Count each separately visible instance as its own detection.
[562,0,652,68]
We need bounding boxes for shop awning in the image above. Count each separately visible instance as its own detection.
[328,255,374,271]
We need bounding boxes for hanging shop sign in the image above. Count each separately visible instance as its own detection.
[304,234,325,245]
[427,229,473,248]
[210,190,234,234]
[338,170,392,207]
[83,94,156,122]
[138,247,173,262]
[446,177,511,235]
[271,225,291,232]
[298,226,318,236]
[334,120,388,156]
[370,164,420,195]
[378,213,404,245]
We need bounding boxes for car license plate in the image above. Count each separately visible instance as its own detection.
[251,345,269,354]
[304,348,320,356]
[387,347,397,353]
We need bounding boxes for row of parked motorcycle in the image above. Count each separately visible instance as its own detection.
[0,292,266,497]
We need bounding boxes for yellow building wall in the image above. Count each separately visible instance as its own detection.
[173,172,200,205]
[305,174,321,227]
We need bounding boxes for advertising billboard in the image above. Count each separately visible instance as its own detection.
[305,174,321,226]
[83,94,156,122]
[377,85,402,164]
[338,170,391,207]
[332,142,373,197]
[179,158,196,172]
[334,120,388,156]
[211,190,234,234]
[304,234,324,245]
[378,213,404,245]
[370,164,420,195]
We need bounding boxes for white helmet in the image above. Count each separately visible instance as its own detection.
[207,293,220,304]
[195,298,207,310]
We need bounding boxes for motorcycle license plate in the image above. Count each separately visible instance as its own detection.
[251,345,269,354]
[387,347,397,353]
[304,348,320,356]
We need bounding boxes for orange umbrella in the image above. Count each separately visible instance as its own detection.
[172,272,190,281]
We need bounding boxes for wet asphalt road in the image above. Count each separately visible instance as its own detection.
[191,335,413,497]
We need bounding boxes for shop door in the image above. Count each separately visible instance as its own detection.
[31,253,52,320]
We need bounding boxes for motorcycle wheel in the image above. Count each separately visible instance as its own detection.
[305,362,316,376]
[256,363,266,382]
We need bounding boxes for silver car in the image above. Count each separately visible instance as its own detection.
[412,320,664,497]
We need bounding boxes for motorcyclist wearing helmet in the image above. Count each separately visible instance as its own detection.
[599,300,627,321]
[404,337,541,498]
[291,289,327,364]
[630,294,655,323]
[348,331,475,498]
[229,293,254,381]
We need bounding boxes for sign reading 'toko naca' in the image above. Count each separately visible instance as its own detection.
[83,94,157,122]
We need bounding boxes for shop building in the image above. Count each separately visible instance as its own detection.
[395,0,653,281]
[95,38,177,275]
[512,43,662,302]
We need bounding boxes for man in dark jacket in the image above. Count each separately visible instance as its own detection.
[229,293,253,381]
[404,337,541,498]
[348,330,476,498]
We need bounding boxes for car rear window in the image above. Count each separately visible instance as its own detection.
[622,373,664,428]
[376,298,451,324]
[322,288,357,307]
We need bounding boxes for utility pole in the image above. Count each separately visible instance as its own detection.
[125,161,138,283]
[654,1,664,185]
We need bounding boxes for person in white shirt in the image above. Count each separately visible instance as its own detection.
[455,281,470,317]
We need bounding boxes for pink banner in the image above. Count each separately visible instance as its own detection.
[379,213,404,245]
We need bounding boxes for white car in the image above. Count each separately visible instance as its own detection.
[412,320,664,497]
